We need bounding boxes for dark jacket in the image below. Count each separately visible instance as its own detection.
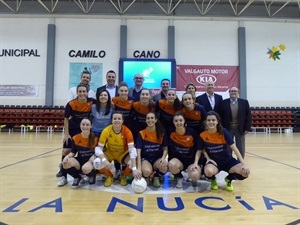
[218,98,252,134]
[196,93,223,114]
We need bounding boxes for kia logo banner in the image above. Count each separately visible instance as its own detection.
[176,65,239,92]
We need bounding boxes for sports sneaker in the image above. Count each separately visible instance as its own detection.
[120,176,127,186]
[153,177,161,188]
[71,177,81,188]
[88,174,96,185]
[56,163,63,177]
[191,180,198,187]
[104,176,114,187]
[200,174,206,180]
[145,177,151,186]
[225,178,234,191]
[57,176,68,187]
[126,175,134,184]
[113,170,120,180]
[211,178,218,190]
[176,178,183,188]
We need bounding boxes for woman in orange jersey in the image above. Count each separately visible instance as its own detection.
[136,112,168,188]
[61,118,98,188]
[95,111,141,187]
[112,82,134,130]
[155,89,181,131]
[168,112,202,188]
[181,92,206,135]
[132,89,155,139]
[57,84,96,187]
[200,111,250,191]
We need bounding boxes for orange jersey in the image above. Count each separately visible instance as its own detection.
[138,129,165,145]
[132,101,154,117]
[168,127,198,160]
[132,101,155,132]
[199,128,233,160]
[71,133,98,162]
[181,104,206,134]
[156,99,176,128]
[112,96,134,111]
[65,97,96,130]
[135,129,167,161]
[112,96,134,128]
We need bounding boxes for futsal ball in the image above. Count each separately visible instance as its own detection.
[93,158,104,170]
[131,178,147,194]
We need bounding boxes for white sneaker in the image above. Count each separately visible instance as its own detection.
[57,176,68,187]
[176,178,183,188]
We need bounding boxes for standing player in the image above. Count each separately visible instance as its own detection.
[131,89,155,139]
[91,89,114,138]
[181,92,206,135]
[156,89,181,131]
[185,83,197,103]
[112,82,135,131]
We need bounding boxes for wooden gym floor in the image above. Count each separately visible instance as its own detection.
[0,131,299,225]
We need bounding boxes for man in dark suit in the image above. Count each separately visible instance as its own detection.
[218,87,252,158]
[196,80,223,113]
[96,70,118,98]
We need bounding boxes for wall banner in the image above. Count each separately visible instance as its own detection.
[69,63,103,92]
[0,85,38,96]
[176,65,239,92]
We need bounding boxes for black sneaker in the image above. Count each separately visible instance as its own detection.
[191,180,198,187]
[71,177,82,188]
[89,174,96,185]
[56,163,63,177]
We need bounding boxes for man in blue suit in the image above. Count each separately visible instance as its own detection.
[96,70,118,98]
[196,81,223,114]
[218,87,252,158]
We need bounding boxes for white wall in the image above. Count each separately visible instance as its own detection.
[175,20,239,65]
[126,19,169,58]
[0,16,299,107]
[53,18,121,105]
[245,21,300,107]
[0,18,48,105]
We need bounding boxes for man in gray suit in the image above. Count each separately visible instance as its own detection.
[152,78,170,103]
[128,73,144,101]
[219,87,252,158]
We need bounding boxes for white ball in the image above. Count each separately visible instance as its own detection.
[93,158,103,170]
[131,178,147,194]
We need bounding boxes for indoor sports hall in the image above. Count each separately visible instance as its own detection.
[0,1,299,224]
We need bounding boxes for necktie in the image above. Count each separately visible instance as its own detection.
[209,95,215,109]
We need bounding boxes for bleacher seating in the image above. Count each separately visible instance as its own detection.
[0,105,65,132]
[251,107,298,133]
[0,105,299,133]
